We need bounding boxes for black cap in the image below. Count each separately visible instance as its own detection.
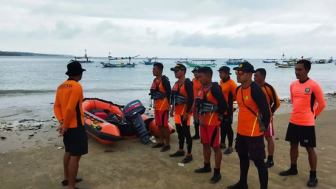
[170,63,187,71]
[217,66,231,75]
[191,66,201,73]
[198,67,213,74]
[66,60,86,76]
[233,62,255,73]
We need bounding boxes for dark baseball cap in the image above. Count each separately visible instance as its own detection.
[170,63,187,71]
[233,62,255,73]
[191,66,201,73]
[217,66,231,75]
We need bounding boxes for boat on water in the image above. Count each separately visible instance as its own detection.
[83,98,175,145]
[263,59,278,63]
[140,57,162,65]
[175,58,192,64]
[225,59,247,65]
[186,59,217,67]
[277,63,294,68]
[101,55,139,68]
[101,62,136,68]
[74,49,94,63]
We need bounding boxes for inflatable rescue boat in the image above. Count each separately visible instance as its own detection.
[82,98,175,145]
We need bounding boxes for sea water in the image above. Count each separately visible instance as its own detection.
[0,56,335,120]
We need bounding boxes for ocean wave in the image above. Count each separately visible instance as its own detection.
[0,88,149,95]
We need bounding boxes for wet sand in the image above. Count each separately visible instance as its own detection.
[1,99,336,189]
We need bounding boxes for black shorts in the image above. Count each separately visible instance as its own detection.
[235,134,266,160]
[63,126,88,156]
[285,123,316,147]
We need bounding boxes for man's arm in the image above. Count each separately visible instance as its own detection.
[162,76,171,103]
[313,82,326,117]
[269,84,281,113]
[53,90,63,123]
[212,84,228,115]
[251,83,271,128]
[185,79,194,113]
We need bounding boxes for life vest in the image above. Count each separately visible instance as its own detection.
[195,83,218,114]
[150,77,167,100]
[170,79,189,106]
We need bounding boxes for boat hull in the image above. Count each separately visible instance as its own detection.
[82,98,175,145]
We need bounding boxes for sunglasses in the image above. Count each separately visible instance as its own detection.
[235,70,245,75]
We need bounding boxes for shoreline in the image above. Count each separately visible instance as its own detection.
[0,109,336,188]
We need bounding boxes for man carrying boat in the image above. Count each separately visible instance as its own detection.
[218,66,237,154]
[254,68,281,168]
[169,63,194,163]
[191,66,202,139]
[54,60,88,189]
[194,67,228,184]
[150,63,172,152]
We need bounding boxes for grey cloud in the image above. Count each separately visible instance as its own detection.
[169,31,276,48]
[53,21,82,39]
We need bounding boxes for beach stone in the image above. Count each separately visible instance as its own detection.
[0,136,6,140]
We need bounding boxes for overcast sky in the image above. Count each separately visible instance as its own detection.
[1,0,335,58]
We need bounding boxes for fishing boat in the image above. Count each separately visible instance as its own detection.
[277,63,294,68]
[140,57,162,65]
[100,55,139,68]
[74,49,94,63]
[225,59,247,65]
[186,59,217,67]
[175,58,192,64]
[263,59,278,63]
[83,98,175,145]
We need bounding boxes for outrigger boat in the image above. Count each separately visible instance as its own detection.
[263,59,278,63]
[225,59,247,65]
[101,54,139,68]
[175,58,192,64]
[186,59,217,67]
[139,57,162,65]
[74,49,94,63]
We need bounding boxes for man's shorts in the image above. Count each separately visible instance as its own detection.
[200,125,220,148]
[235,133,266,160]
[265,120,274,137]
[154,110,169,127]
[63,126,88,156]
[285,122,316,147]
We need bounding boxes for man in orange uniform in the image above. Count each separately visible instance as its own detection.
[169,64,194,163]
[54,60,88,189]
[254,68,280,168]
[150,63,172,152]
[279,60,326,187]
[218,66,237,154]
[194,67,228,184]
[227,62,271,189]
[191,66,202,139]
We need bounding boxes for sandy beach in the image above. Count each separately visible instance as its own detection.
[1,97,336,189]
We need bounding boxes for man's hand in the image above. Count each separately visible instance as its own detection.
[56,125,67,137]
[183,113,189,121]
[170,109,174,117]
[218,114,223,121]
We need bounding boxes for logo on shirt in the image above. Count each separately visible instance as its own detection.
[245,96,249,100]
[305,88,311,95]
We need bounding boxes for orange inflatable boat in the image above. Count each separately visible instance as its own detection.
[82,98,175,145]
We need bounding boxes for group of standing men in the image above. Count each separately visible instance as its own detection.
[53,59,325,189]
[149,60,325,189]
